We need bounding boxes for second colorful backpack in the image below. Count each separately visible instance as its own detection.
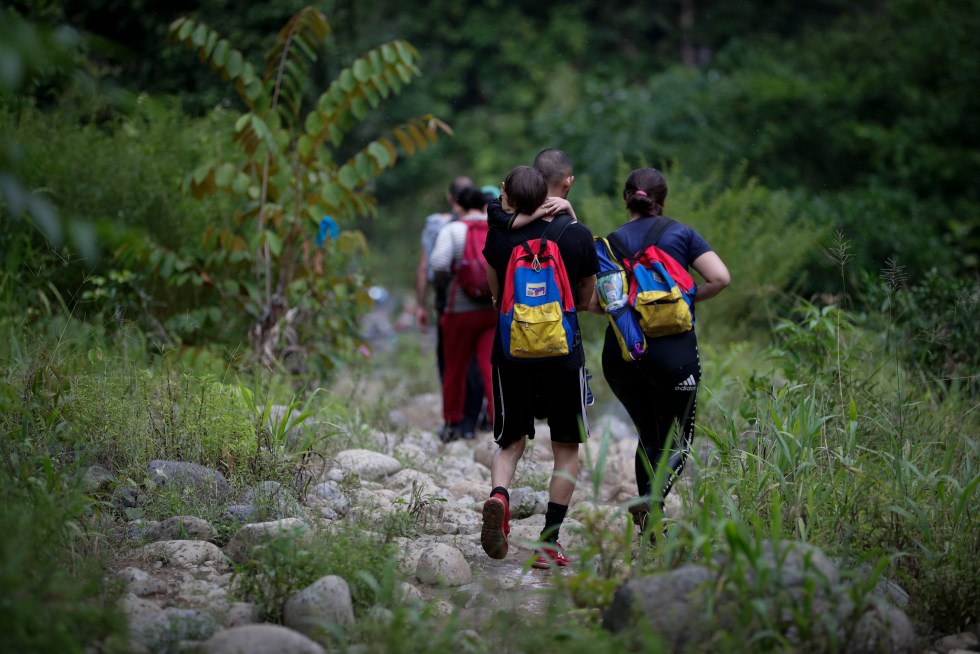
[607,217,697,339]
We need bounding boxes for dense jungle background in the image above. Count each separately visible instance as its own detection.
[1,0,978,652]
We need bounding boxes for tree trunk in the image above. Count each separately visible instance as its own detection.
[680,0,697,68]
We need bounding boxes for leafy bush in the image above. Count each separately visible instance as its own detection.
[0,415,126,652]
[859,267,979,395]
[231,525,399,623]
[58,368,256,474]
[733,302,979,635]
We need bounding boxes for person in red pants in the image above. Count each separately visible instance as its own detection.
[430,186,496,441]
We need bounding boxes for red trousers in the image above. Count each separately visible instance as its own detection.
[439,309,495,426]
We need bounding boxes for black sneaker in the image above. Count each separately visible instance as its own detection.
[439,424,462,443]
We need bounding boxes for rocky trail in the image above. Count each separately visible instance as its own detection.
[95,296,978,654]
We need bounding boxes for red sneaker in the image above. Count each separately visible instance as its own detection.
[532,542,570,569]
[481,494,510,559]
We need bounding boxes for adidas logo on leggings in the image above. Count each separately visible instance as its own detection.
[674,374,697,391]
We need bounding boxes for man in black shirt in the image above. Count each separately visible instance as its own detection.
[480,150,599,568]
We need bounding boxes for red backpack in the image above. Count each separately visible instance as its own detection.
[453,219,492,301]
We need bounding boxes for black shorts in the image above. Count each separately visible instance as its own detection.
[491,363,590,448]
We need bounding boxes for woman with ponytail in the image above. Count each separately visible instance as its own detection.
[591,167,730,536]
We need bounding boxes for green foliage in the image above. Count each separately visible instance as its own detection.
[771,301,854,385]
[0,9,92,256]
[0,385,126,652]
[727,303,980,635]
[3,98,248,353]
[57,368,255,474]
[231,524,399,623]
[859,267,979,395]
[381,479,448,539]
[120,7,452,373]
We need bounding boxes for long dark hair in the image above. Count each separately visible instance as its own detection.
[623,168,668,216]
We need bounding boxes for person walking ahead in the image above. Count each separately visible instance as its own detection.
[481,160,598,568]
[415,176,489,438]
[591,167,730,535]
[429,186,496,441]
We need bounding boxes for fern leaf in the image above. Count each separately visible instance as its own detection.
[169,18,261,106]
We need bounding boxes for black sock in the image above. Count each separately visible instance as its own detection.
[541,501,568,543]
[490,486,509,504]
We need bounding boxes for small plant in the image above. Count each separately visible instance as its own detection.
[383,479,447,538]
[231,524,399,622]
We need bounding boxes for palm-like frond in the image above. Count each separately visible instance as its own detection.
[169,17,263,105]
[264,7,330,127]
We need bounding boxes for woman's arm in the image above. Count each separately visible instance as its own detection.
[508,197,577,229]
[691,251,731,302]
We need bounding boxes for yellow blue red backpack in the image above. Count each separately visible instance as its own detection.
[606,217,697,339]
[498,215,578,360]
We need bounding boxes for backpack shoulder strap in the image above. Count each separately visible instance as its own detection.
[539,213,574,252]
[607,216,676,261]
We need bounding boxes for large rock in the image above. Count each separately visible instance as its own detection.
[198,624,326,654]
[147,460,228,498]
[603,540,916,654]
[846,601,917,654]
[435,505,481,535]
[334,449,402,481]
[145,516,217,542]
[82,464,116,491]
[307,482,350,516]
[282,575,355,642]
[590,415,636,441]
[602,563,714,649]
[223,518,309,564]
[383,468,440,496]
[115,567,166,597]
[508,487,548,519]
[713,539,840,587]
[415,543,472,586]
[243,481,304,520]
[473,437,497,469]
[139,540,229,569]
[127,603,217,653]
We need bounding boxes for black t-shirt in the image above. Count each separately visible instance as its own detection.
[483,210,599,369]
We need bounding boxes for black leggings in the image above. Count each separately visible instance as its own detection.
[601,334,700,505]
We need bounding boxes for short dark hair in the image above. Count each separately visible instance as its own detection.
[532,148,573,187]
[456,186,486,211]
[503,166,547,216]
